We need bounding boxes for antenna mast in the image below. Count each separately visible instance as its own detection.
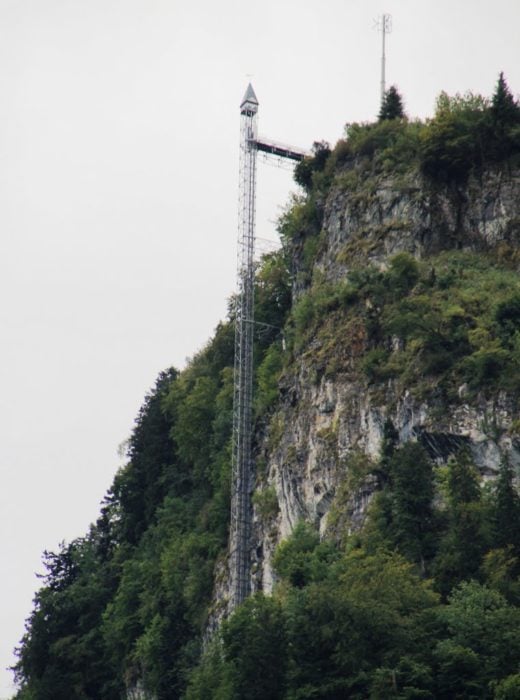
[377,13,392,105]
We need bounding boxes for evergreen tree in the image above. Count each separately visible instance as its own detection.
[377,418,399,486]
[494,459,520,554]
[379,85,405,121]
[491,72,520,126]
[221,594,287,700]
[389,443,436,569]
[434,451,489,594]
[489,72,520,162]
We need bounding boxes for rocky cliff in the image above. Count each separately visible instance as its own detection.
[244,160,520,599]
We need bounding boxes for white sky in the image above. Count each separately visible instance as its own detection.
[1,0,519,695]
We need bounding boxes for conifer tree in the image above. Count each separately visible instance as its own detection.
[388,442,436,568]
[491,72,520,126]
[379,85,405,121]
[494,459,520,554]
[434,451,488,594]
[377,418,399,486]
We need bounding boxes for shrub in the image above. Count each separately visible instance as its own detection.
[495,294,520,347]
[252,486,279,520]
[420,93,489,182]
[255,342,283,415]
[387,252,420,294]
[294,141,331,191]
[277,195,321,244]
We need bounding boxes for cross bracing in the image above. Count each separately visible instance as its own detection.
[229,85,307,610]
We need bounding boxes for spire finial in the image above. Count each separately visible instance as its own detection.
[240,83,259,114]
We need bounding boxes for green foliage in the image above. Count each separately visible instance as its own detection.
[254,250,292,347]
[252,485,279,521]
[111,368,179,545]
[434,581,520,696]
[294,141,331,191]
[317,250,520,396]
[433,451,491,595]
[388,443,436,567]
[491,73,520,124]
[490,72,520,161]
[421,77,520,182]
[277,195,322,246]
[288,279,358,351]
[344,119,423,173]
[283,548,437,698]
[256,341,283,415]
[184,640,232,700]
[286,249,520,395]
[481,547,520,603]
[379,85,406,121]
[493,460,520,555]
[420,91,489,182]
[15,334,234,698]
[387,252,420,293]
[495,674,520,700]
[221,594,287,700]
[337,77,520,183]
[363,442,437,572]
[13,537,123,699]
[189,436,520,698]
[14,236,294,699]
[272,521,337,588]
[494,293,520,347]
[188,596,287,700]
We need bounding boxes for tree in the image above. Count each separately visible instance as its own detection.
[110,368,179,545]
[491,72,520,127]
[435,581,520,697]
[420,91,488,181]
[433,451,489,594]
[221,594,287,700]
[272,521,337,588]
[284,549,439,698]
[294,140,331,190]
[379,86,405,121]
[13,537,122,700]
[494,459,520,555]
[389,443,436,569]
[377,418,399,486]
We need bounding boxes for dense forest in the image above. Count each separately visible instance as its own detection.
[12,74,520,699]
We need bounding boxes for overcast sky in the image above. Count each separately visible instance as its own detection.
[1,0,519,695]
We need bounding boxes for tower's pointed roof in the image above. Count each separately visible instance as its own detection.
[240,83,259,112]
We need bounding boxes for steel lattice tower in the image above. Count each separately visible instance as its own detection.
[230,83,258,609]
[229,85,305,610]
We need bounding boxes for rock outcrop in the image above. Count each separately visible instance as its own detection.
[249,163,520,596]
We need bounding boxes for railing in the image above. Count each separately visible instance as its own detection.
[253,135,309,162]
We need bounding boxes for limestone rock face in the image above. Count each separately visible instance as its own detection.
[249,164,520,596]
[251,373,520,595]
[210,163,520,617]
[300,167,520,290]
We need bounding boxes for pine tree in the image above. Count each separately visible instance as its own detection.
[434,451,488,594]
[491,72,520,126]
[389,442,436,568]
[379,85,405,121]
[377,418,399,486]
[494,459,520,554]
